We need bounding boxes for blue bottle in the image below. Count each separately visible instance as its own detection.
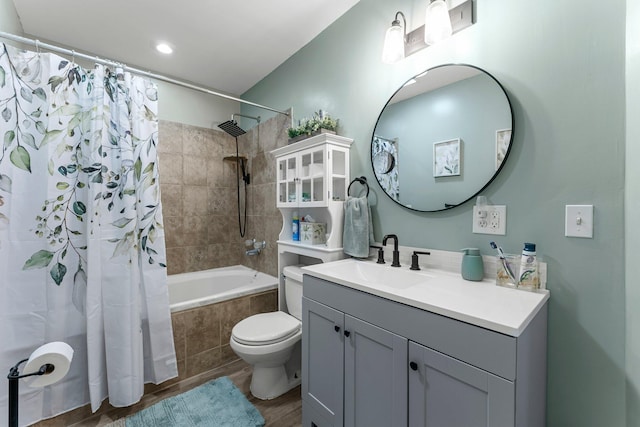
[292,211,300,241]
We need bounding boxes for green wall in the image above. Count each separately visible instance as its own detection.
[243,0,627,425]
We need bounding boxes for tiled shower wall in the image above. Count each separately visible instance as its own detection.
[158,113,289,277]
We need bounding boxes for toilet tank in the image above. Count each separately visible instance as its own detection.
[283,265,304,320]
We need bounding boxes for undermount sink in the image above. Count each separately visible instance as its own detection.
[305,259,433,290]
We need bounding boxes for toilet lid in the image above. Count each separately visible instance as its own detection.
[232,312,301,346]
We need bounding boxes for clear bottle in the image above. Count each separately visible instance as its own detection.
[518,243,539,290]
[292,211,300,241]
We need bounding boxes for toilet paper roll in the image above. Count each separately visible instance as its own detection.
[22,342,74,387]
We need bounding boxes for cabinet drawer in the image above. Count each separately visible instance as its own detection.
[304,275,517,380]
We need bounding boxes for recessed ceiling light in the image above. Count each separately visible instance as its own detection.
[156,43,173,55]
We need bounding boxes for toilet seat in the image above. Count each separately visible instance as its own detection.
[232,311,301,346]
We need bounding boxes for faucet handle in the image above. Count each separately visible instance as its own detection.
[370,245,385,264]
[410,251,431,271]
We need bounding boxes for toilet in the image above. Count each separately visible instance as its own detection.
[230,265,304,400]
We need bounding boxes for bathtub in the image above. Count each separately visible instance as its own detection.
[168,265,278,313]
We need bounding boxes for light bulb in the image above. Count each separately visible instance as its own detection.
[424,0,453,46]
[382,21,405,64]
[155,43,173,55]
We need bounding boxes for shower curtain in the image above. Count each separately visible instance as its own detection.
[0,43,177,425]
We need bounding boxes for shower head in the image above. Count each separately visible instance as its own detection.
[218,120,246,137]
[217,113,260,138]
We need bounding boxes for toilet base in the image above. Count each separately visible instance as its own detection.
[250,365,301,400]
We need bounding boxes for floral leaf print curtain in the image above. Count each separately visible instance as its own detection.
[0,43,177,425]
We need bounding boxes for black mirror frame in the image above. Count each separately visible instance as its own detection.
[370,63,515,213]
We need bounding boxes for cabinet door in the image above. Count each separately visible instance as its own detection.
[298,146,327,207]
[302,297,344,427]
[408,342,515,427]
[276,153,299,207]
[344,314,408,427]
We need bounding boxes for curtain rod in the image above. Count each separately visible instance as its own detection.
[0,31,290,117]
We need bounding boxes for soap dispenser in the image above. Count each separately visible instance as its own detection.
[461,248,484,281]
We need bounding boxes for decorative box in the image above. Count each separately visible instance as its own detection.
[300,222,326,245]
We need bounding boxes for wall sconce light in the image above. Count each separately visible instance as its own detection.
[424,0,453,45]
[381,11,407,64]
[382,0,474,64]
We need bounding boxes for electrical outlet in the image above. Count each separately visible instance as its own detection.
[472,205,507,235]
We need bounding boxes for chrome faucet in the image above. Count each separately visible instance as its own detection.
[245,239,266,256]
[382,234,400,267]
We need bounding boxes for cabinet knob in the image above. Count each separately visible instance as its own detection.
[409,361,418,371]
[344,330,351,337]
[334,325,340,333]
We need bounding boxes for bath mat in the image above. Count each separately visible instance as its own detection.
[108,376,264,427]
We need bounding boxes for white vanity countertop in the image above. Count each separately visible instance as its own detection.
[301,258,550,337]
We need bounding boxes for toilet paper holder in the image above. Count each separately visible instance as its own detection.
[7,359,56,427]
[7,342,74,427]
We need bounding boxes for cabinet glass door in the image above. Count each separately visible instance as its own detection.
[331,149,347,201]
[299,148,325,206]
[278,156,298,206]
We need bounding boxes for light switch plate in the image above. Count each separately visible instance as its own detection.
[565,205,593,238]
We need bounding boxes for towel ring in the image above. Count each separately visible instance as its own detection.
[348,176,369,197]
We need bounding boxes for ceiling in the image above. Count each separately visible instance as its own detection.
[11,0,360,96]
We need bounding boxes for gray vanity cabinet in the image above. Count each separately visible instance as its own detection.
[302,274,548,427]
[408,342,514,426]
[302,297,344,427]
[302,297,408,427]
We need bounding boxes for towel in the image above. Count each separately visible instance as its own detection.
[343,195,374,258]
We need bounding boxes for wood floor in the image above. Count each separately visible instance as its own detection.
[67,360,302,426]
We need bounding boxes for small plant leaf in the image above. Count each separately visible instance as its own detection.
[2,107,11,122]
[0,174,12,193]
[35,120,46,134]
[134,158,142,181]
[22,132,36,149]
[10,146,31,172]
[72,201,86,215]
[4,130,15,147]
[23,250,54,270]
[113,217,133,228]
[33,87,47,101]
[20,87,33,102]
[56,182,69,190]
[41,129,63,148]
[72,266,87,314]
[50,262,67,285]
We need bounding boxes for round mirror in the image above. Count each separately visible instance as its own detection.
[371,64,514,212]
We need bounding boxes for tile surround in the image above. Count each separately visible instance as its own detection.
[158,111,289,277]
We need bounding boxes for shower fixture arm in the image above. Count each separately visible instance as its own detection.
[231,113,261,124]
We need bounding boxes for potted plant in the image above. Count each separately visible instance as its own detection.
[288,110,339,143]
